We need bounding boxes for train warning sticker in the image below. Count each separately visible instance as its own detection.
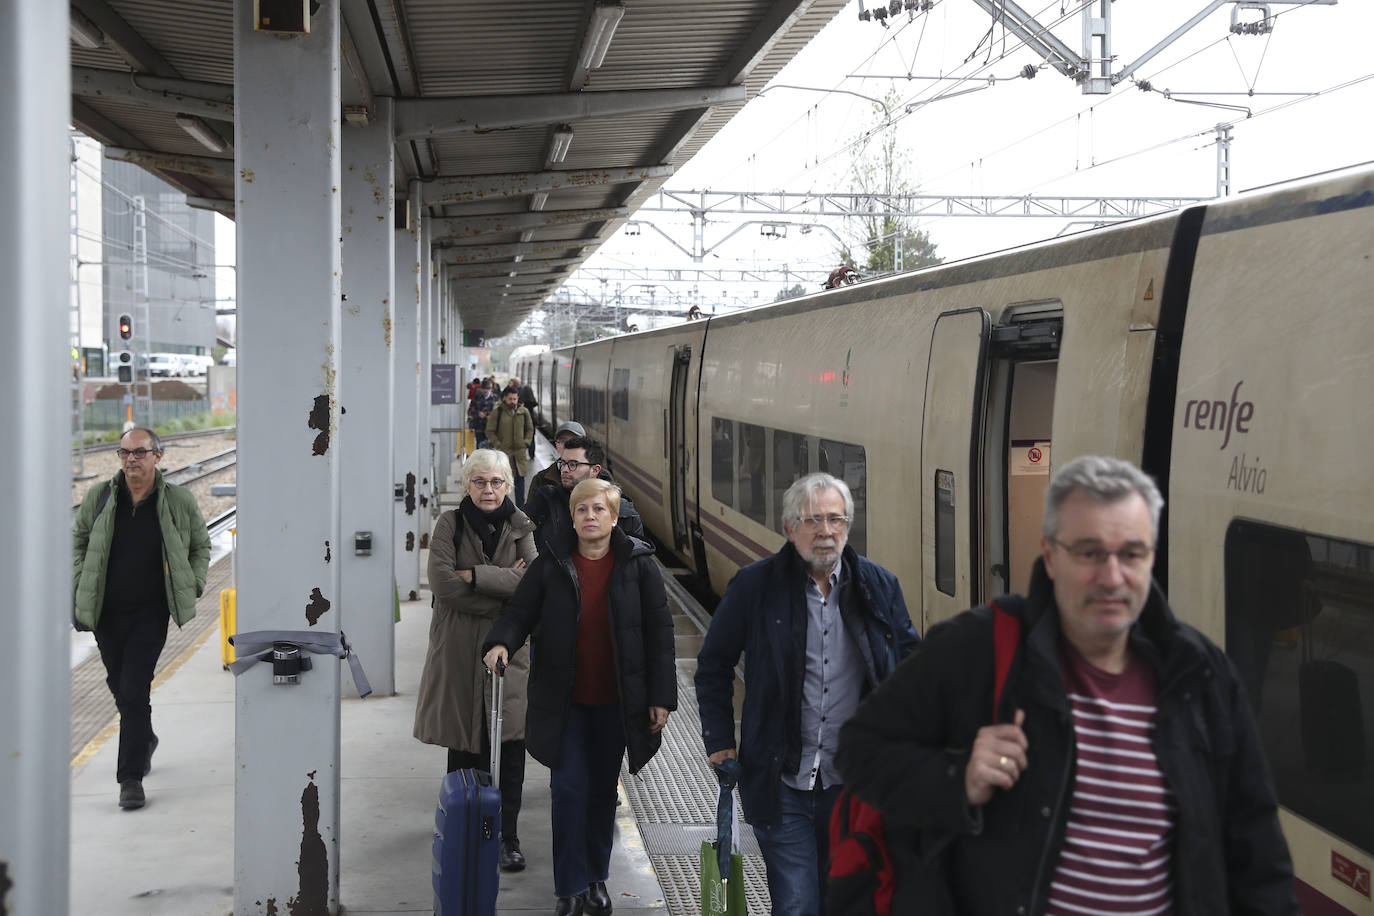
[1010,441,1051,477]
[1333,850,1371,898]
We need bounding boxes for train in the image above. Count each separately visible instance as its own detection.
[514,164,1374,913]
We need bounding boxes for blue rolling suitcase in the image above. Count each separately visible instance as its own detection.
[432,663,505,915]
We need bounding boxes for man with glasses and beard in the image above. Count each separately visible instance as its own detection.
[523,435,645,554]
[73,427,210,810]
[695,472,917,916]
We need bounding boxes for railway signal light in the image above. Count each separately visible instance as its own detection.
[116,349,133,384]
[118,314,133,340]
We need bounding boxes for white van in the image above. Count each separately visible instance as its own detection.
[145,354,181,377]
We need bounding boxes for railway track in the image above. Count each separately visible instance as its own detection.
[71,448,236,512]
[73,426,236,456]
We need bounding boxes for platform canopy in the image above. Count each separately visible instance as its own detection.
[70,0,847,337]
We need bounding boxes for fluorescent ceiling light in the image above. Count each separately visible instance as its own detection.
[548,125,574,164]
[519,230,535,243]
[176,114,229,153]
[530,191,549,211]
[580,2,626,70]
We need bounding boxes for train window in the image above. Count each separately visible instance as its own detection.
[739,422,767,527]
[612,368,630,420]
[771,431,810,534]
[935,469,956,595]
[1225,520,1374,855]
[711,418,735,508]
[821,439,867,557]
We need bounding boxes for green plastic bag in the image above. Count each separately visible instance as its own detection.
[700,840,747,916]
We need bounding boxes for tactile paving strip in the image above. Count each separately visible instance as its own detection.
[619,659,771,914]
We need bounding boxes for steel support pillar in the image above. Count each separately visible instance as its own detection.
[420,217,436,535]
[0,4,69,913]
[339,97,396,698]
[392,182,422,601]
[233,1,343,912]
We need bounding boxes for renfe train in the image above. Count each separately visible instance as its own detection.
[515,165,1374,913]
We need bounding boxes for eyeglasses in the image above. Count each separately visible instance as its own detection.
[1049,538,1154,568]
[555,458,593,471]
[469,477,508,491]
[116,448,157,460]
[797,515,852,532]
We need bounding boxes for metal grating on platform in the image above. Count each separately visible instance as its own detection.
[619,656,770,914]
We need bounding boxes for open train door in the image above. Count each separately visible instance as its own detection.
[666,345,692,553]
[920,308,991,631]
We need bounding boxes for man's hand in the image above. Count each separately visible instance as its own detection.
[965,708,1028,806]
[483,645,509,673]
[707,748,738,767]
[457,569,473,583]
[510,558,526,569]
[649,706,670,734]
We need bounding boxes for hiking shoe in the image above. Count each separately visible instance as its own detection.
[119,780,145,810]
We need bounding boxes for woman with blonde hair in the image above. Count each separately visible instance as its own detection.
[414,448,536,872]
[484,478,676,916]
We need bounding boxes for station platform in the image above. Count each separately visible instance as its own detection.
[69,439,768,916]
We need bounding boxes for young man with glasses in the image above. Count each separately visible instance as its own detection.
[695,472,918,916]
[523,435,645,555]
[834,455,1297,916]
[72,427,210,810]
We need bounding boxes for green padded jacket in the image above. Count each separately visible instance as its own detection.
[72,469,211,629]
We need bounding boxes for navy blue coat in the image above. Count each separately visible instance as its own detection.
[694,542,918,827]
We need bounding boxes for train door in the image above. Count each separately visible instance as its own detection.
[921,309,991,630]
[666,345,691,552]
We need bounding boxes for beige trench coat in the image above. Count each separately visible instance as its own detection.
[413,505,537,752]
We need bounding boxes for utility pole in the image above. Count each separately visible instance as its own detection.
[1216,123,1233,197]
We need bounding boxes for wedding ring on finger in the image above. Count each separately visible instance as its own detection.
[999,755,1009,770]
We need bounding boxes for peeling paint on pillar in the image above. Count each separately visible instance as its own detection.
[324,540,331,564]
[308,395,331,455]
[404,472,416,514]
[382,304,391,349]
[265,899,278,915]
[405,531,415,552]
[419,532,429,549]
[305,588,331,626]
[287,777,328,915]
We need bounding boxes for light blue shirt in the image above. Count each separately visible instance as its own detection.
[783,563,864,791]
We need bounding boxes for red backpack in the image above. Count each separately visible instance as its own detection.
[827,602,1021,915]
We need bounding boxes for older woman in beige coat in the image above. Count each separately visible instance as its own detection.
[414,448,537,872]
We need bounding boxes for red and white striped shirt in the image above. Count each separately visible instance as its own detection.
[1046,642,1177,916]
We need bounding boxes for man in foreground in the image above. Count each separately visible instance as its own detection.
[835,455,1297,915]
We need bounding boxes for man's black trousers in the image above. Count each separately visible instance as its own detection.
[94,605,170,783]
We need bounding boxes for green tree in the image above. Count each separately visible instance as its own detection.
[836,89,942,277]
[774,283,807,302]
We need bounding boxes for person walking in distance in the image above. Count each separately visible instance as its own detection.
[72,427,210,810]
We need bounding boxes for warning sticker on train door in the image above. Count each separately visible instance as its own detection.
[1010,441,1051,477]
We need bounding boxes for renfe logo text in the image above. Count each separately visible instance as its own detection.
[1182,380,1253,450]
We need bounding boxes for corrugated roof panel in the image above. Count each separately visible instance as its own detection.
[106,0,234,84]
[406,0,584,95]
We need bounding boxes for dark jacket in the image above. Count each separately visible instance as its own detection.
[834,558,1299,916]
[524,470,647,555]
[695,542,918,828]
[483,526,677,774]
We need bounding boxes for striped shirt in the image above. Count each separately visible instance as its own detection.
[1046,642,1177,916]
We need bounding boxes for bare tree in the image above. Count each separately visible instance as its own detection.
[836,89,942,277]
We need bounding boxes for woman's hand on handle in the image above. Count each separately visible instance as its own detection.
[483,645,509,674]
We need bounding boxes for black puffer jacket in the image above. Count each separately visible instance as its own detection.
[835,558,1298,916]
[484,526,677,774]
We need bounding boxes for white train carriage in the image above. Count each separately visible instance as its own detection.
[534,166,1374,913]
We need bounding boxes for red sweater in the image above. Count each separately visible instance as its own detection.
[571,552,618,704]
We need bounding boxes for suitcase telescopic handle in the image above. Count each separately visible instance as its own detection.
[488,660,505,777]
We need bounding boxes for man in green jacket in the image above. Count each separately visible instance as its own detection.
[485,386,534,507]
[73,427,210,810]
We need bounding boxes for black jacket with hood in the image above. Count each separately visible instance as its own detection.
[484,525,676,774]
[834,557,1298,916]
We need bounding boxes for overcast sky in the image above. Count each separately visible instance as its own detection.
[579,0,1374,311]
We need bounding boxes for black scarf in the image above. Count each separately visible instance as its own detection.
[458,495,516,560]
